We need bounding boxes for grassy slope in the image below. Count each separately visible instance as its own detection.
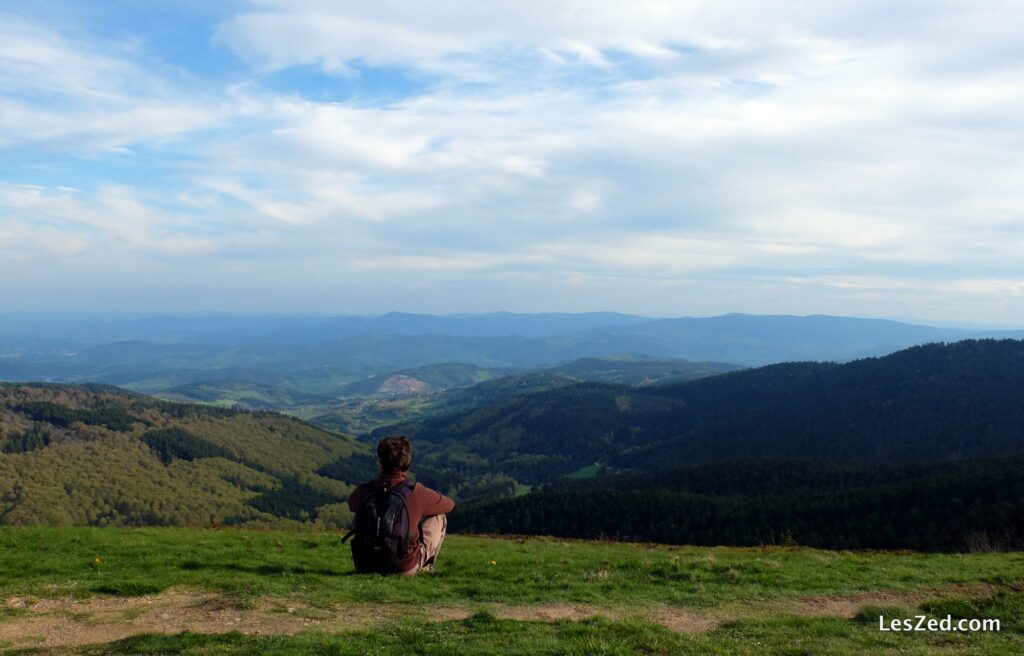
[1,527,1022,655]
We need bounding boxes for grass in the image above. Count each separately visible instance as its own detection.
[565,463,603,479]
[2,527,1022,607]
[50,615,699,656]
[1,527,1022,655]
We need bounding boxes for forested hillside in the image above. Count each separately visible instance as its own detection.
[454,458,1024,551]
[371,340,1024,498]
[0,383,368,527]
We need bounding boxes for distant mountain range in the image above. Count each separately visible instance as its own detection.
[0,311,650,352]
[3,312,1022,392]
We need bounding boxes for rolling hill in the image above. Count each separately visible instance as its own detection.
[310,356,738,433]
[333,362,516,396]
[0,383,368,528]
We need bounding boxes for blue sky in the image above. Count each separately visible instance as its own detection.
[2,1,1023,322]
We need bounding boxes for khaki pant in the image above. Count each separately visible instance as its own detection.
[404,514,447,575]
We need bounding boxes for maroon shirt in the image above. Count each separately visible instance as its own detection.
[348,471,455,572]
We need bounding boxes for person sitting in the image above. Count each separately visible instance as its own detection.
[345,436,454,575]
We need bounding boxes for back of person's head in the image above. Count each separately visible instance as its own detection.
[377,436,412,474]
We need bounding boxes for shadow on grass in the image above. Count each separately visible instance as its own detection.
[77,632,251,656]
[178,560,348,577]
[89,582,167,596]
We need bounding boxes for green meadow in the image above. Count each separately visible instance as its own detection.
[1,528,1022,654]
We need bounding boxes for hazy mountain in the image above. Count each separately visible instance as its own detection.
[0,311,650,352]
[3,312,1021,394]
[269,311,652,341]
[557,313,960,365]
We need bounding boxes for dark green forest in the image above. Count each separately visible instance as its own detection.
[453,458,1024,551]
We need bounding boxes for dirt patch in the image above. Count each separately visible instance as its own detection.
[426,602,726,633]
[390,602,617,624]
[426,605,473,622]
[1,589,318,650]
[426,581,1013,634]
[0,582,1012,650]
[791,582,1004,619]
[642,606,729,633]
[495,603,603,622]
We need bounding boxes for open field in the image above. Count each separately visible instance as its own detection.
[1,528,1022,654]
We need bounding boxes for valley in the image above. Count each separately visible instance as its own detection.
[2,334,1023,552]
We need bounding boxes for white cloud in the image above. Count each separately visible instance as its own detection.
[214,1,894,73]
[0,14,224,152]
[0,183,217,258]
[1,2,1023,320]
[566,186,605,215]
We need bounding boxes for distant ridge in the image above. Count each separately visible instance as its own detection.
[563,313,959,365]
[2,312,1023,395]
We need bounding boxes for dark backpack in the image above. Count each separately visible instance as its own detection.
[343,480,416,574]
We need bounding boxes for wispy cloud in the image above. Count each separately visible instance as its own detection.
[1,1,1022,320]
[0,15,225,152]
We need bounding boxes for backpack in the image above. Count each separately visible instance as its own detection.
[342,480,417,574]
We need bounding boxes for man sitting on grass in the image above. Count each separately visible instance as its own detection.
[346,436,454,575]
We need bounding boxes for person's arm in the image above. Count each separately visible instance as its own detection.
[415,483,455,516]
[348,485,366,512]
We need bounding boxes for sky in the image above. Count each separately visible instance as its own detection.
[1,1,1023,322]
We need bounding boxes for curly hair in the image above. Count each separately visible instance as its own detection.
[377,436,412,473]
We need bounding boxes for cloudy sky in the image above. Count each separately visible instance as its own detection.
[2,1,1022,322]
